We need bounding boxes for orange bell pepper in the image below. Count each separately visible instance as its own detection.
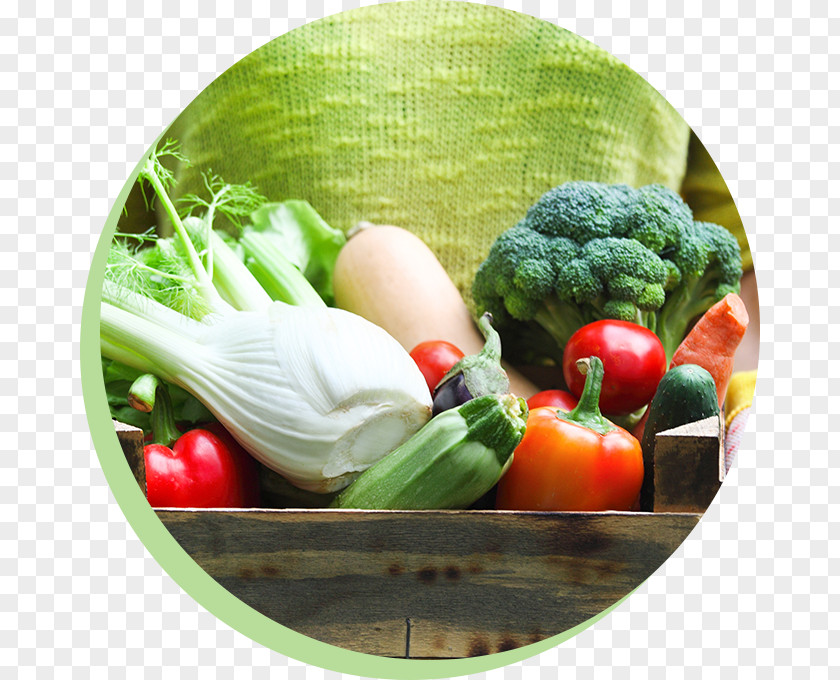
[495,356,643,512]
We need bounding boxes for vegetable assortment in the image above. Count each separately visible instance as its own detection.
[104,153,749,512]
[102,142,432,495]
[472,181,743,365]
[332,223,539,399]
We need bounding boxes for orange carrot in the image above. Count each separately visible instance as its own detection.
[669,293,749,407]
[630,293,750,441]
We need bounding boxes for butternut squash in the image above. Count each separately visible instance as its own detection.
[333,223,538,399]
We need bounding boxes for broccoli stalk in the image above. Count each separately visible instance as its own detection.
[532,296,590,354]
[472,182,742,365]
[656,276,740,362]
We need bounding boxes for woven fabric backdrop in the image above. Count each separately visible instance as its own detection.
[3,0,835,677]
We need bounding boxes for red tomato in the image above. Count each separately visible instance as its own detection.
[495,406,644,511]
[410,340,465,394]
[526,389,578,412]
[145,428,256,508]
[563,320,666,415]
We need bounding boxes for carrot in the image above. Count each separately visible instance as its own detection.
[669,293,749,407]
[630,293,749,440]
[631,413,647,442]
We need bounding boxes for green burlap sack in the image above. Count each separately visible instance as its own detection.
[162,0,692,306]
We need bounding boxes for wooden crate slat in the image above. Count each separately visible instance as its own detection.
[114,420,145,494]
[156,509,700,657]
[653,414,723,513]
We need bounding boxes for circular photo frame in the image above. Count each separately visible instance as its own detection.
[82,1,758,676]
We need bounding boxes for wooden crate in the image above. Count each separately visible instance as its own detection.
[116,415,724,659]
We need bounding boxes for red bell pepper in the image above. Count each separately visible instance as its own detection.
[129,375,260,508]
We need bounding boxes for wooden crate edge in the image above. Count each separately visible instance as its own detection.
[114,420,145,495]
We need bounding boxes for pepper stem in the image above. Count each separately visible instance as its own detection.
[557,356,616,435]
[128,374,181,447]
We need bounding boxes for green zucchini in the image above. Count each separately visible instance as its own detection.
[331,394,528,510]
[640,363,720,509]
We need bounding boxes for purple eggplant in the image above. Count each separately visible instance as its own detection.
[431,313,510,416]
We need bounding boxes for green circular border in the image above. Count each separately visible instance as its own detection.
[79,11,649,676]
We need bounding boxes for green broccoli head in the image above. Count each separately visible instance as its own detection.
[668,221,743,289]
[472,181,743,364]
[525,181,635,243]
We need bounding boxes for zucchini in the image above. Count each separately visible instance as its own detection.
[331,394,528,510]
[640,363,720,509]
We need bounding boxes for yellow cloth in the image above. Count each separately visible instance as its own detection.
[725,370,757,428]
[163,0,691,306]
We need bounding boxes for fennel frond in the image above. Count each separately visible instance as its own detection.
[178,171,267,279]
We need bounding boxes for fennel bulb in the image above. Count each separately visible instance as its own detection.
[102,297,432,492]
[101,142,432,492]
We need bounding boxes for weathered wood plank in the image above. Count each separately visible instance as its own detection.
[115,420,145,494]
[156,509,700,657]
[653,415,723,513]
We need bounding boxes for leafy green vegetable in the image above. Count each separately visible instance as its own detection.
[248,201,346,305]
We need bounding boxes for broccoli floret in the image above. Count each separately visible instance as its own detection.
[655,221,743,358]
[623,184,694,252]
[565,237,669,309]
[472,182,743,364]
[473,224,579,322]
[525,181,634,243]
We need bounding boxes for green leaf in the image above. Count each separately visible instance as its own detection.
[249,201,346,304]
